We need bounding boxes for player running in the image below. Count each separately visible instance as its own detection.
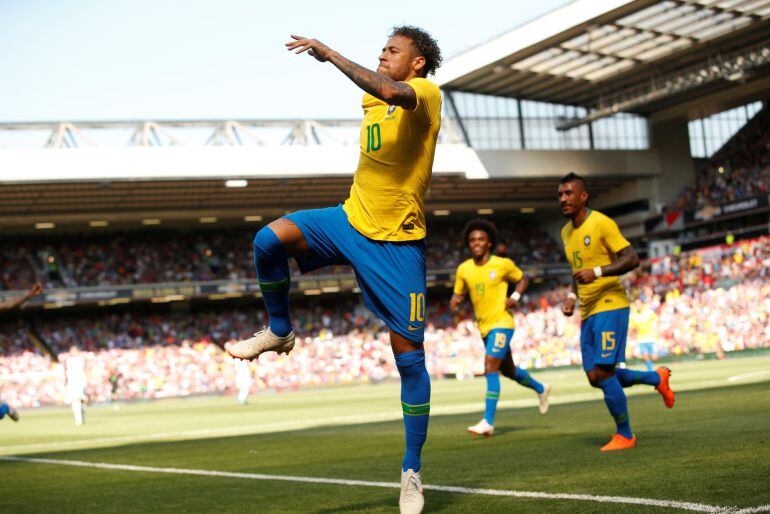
[558,173,675,451]
[228,26,442,513]
[450,220,550,437]
[65,347,88,426]
[0,282,43,424]
[630,300,659,371]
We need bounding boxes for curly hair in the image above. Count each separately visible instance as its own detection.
[462,219,499,250]
[389,25,442,77]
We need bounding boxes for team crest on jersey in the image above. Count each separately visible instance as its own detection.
[489,271,496,279]
[387,105,396,115]
[584,236,591,247]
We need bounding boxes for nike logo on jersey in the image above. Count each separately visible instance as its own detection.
[407,324,423,331]
[601,352,613,358]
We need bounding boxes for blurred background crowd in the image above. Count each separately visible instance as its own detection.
[2,236,767,408]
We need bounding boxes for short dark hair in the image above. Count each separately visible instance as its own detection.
[463,219,498,249]
[560,172,588,193]
[390,25,442,77]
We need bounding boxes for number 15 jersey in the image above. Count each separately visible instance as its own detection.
[342,77,442,242]
[561,209,630,319]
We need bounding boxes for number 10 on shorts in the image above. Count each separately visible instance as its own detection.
[409,293,425,323]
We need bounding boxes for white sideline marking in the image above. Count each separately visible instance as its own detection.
[734,505,770,514]
[1,456,765,513]
[2,370,768,456]
[727,371,769,383]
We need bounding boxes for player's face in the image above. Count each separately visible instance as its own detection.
[558,181,587,218]
[468,230,492,259]
[377,35,421,81]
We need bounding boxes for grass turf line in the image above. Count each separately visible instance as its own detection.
[0,356,768,512]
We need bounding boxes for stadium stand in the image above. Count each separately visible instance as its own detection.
[0,219,562,290]
[2,236,768,408]
[672,105,770,212]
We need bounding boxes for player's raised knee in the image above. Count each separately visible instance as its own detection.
[253,226,281,255]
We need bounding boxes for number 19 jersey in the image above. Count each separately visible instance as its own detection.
[454,255,524,337]
[342,77,442,242]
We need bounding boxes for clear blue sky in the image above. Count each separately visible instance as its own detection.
[0,0,571,121]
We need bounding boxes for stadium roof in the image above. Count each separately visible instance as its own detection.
[0,174,633,228]
[436,0,770,125]
[0,118,645,227]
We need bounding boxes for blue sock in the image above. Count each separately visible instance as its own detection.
[253,227,292,337]
[483,372,500,424]
[0,403,8,419]
[598,376,633,438]
[644,359,654,372]
[395,349,430,472]
[616,368,660,388]
[513,367,545,394]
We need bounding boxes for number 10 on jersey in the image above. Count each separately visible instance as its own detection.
[366,123,381,152]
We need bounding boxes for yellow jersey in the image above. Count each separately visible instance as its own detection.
[343,77,442,241]
[561,209,630,319]
[453,255,524,337]
[631,306,658,341]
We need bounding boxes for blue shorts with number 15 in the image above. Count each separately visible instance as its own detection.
[580,307,629,372]
[285,205,426,343]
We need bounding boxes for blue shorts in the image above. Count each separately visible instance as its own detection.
[285,205,426,343]
[483,328,514,360]
[637,341,657,356]
[580,307,629,372]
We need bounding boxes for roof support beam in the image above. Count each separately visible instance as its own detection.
[444,91,473,147]
[557,41,770,130]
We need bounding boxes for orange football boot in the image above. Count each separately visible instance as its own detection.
[600,433,637,452]
[656,367,675,408]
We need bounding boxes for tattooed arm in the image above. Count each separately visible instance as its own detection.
[285,35,417,109]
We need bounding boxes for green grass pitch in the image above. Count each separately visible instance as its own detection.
[1,355,769,512]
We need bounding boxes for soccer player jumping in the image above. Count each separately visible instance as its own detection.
[450,220,550,437]
[558,173,675,452]
[228,27,442,513]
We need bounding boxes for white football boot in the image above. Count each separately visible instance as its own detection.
[538,383,552,415]
[467,418,494,436]
[399,469,424,514]
[7,406,19,422]
[227,328,295,361]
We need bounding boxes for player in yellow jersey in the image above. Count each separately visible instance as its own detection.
[227,26,442,513]
[558,173,675,452]
[450,220,550,437]
[630,300,659,371]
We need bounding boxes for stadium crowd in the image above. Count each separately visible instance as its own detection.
[0,220,560,291]
[1,236,768,408]
[671,106,770,212]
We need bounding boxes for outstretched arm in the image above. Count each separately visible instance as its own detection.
[0,282,43,312]
[285,35,417,109]
[573,246,640,284]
